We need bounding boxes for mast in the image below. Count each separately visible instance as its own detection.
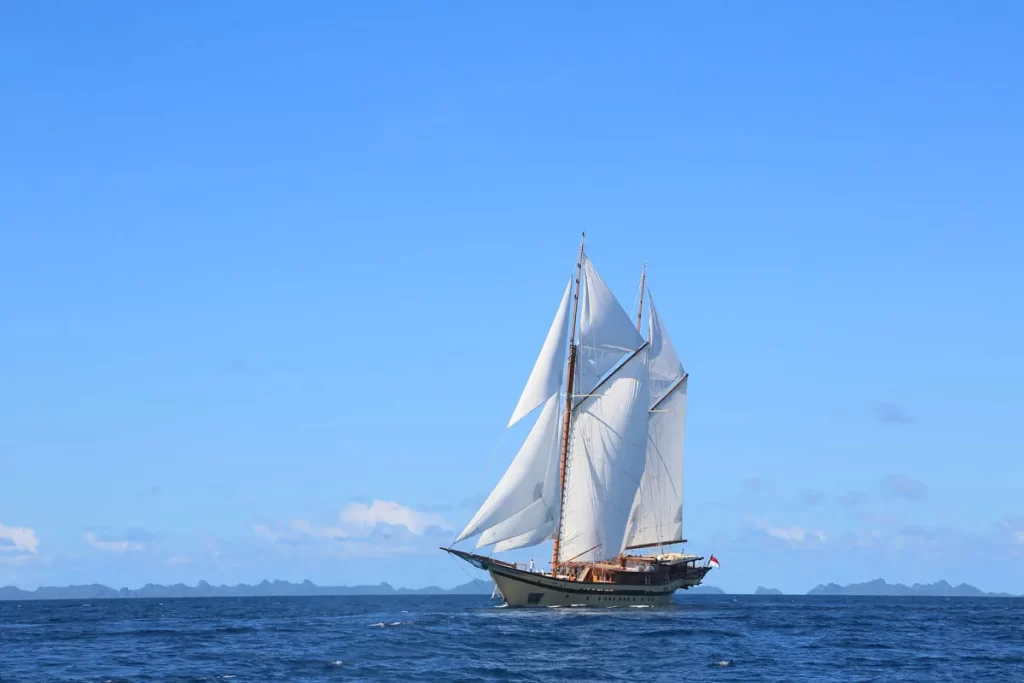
[552,232,585,569]
[636,263,647,332]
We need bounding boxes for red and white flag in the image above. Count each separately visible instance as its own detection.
[708,555,720,569]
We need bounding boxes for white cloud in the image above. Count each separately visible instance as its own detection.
[254,500,453,558]
[167,554,192,566]
[252,524,278,541]
[83,532,145,553]
[745,516,827,544]
[1001,517,1024,545]
[0,523,39,555]
[290,519,347,539]
[339,500,453,536]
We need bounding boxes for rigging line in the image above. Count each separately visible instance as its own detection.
[580,433,602,548]
[564,416,650,495]
[566,418,642,562]
[630,274,644,325]
[560,415,601,557]
[556,394,579,550]
[445,552,493,596]
[565,397,651,479]
[448,410,517,546]
[571,342,650,412]
[566,449,651,482]
[650,373,688,412]
[646,437,677,483]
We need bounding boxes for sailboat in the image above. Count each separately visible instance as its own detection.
[442,234,712,607]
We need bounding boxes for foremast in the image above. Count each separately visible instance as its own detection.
[551,233,585,570]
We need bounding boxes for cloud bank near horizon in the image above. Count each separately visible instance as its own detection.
[0,523,40,562]
[4,482,1023,595]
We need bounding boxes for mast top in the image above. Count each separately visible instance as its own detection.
[636,262,647,332]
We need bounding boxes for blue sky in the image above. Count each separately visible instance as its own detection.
[1,1,1021,594]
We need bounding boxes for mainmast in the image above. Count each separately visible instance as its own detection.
[552,233,585,569]
[636,263,647,332]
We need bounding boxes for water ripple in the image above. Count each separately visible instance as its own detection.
[0,594,1022,682]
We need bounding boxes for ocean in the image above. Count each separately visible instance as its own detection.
[1,594,1022,682]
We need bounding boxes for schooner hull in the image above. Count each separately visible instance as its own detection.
[445,548,710,608]
[490,566,693,607]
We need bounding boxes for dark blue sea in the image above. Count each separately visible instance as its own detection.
[2,594,1022,682]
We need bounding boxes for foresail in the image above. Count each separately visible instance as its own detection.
[455,394,562,544]
[492,520,555,553]
[558,346,650,564]
[624,293,687,549]
[507,280,573,427]
[476,497,552,547]
[577,257,645,396]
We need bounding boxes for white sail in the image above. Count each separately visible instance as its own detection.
[492,520,555,553]
[624,382,687,548]
[507,280,573,427]
[577,257,645,395]
[624,293,687,548]
[455,394,562,544]
[557,346,650,564]
[645,293,685,403]
[477,497,552,547]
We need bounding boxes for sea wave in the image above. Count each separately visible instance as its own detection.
[1,594,1020,681]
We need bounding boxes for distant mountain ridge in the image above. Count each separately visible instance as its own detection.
[2,577,1017,600]
[806,579,1014,598]
[0,579,493,601]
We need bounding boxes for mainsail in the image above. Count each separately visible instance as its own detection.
[624,293,687,549]
[557,344,650,563]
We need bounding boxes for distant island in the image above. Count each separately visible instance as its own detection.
[676,580,1016,597]
[1,577,1017,601]
[0,579,492,601]
[806,579,1014,598]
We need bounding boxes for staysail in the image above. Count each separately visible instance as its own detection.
[457,279,574,548]
[507,280,573,427]
[492,521,556,552]
[455,394,562,544]
[624,292,687,548]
